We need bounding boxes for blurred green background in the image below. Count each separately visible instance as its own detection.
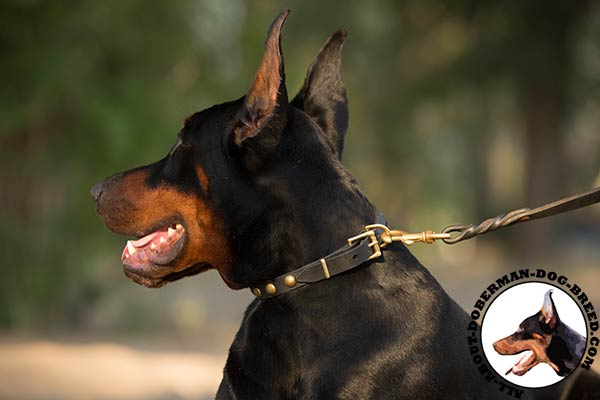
[1,0,599,398]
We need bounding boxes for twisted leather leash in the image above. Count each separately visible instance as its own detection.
[251,187,600,299]
[441,186,600,244]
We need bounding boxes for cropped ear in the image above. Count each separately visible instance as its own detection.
[232,10,290,171]
[291,30,349,160]
[540,290,559,329]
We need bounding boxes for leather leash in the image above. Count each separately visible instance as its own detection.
[441,186,600,244]
[251,187,600,299]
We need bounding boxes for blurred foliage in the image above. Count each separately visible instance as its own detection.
[1,0,599,331]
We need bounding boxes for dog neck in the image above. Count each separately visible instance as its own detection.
[226,108,383,286]
[547,323,587,376]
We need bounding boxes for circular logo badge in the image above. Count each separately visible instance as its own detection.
[481,282,587,388]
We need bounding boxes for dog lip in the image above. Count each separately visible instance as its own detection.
[103,215,185,239]
[133,218,185,239]
[123,262,211,288]
[123,268,167,288]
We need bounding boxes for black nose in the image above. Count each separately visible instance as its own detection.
[90,182,104,202]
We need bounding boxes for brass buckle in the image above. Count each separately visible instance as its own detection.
[347,226,383,260]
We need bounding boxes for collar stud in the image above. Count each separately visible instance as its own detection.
[265,283,277,295]
[284,275,297,287]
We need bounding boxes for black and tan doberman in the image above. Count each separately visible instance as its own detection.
[91,10,600,399]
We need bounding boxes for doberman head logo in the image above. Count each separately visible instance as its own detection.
[493,290,586,377]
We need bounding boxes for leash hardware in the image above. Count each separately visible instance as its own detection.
[382,229,451,246]
[362,224,450,247]
[347,228,382,260]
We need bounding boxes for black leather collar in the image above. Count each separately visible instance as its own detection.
[250,213,389,300]
[249,236,377,299]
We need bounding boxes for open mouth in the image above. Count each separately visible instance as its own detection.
[122,223,186,268]
[505,350,536,376]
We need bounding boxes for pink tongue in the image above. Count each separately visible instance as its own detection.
[507,350,535,375]
[517,350,534,366]
[130,231,161,247]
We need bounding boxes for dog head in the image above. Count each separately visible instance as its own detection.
[493,290,561,376]
[91,11,372,289]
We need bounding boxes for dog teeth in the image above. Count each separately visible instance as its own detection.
[125,253,130,259]
[127,241,137,255]
[160,236,167,244]
[150,243,157,250]
[168,227,176,237]
[176,224,183,230]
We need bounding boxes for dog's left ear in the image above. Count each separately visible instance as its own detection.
[540,290,558,329]
[291,30,349,160]
[232,10,290,171]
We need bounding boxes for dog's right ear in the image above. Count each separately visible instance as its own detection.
[291,30,349,160]
[231,10,290,171]
[540,290,558,329]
